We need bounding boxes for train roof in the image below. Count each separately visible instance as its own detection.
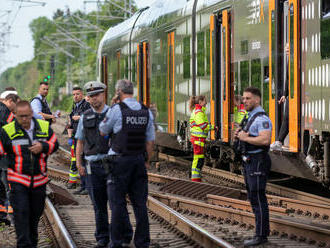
[98,0,226,53]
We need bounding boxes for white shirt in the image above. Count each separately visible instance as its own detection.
[24,120,35,142]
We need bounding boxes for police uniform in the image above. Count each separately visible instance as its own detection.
[0,118,58,247]
[75,81,110,247]
[0,101,15,225]
[239,105,272,245]
[68,99,90,189]
[99,97,155,248]
[31,94,52,123]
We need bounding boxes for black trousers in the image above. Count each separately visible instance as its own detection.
[9,183,46,248]
[86,160,109,245]
[278,99,289,143]
[0,170,7,220]
[108,154,148,248]
[243,153,271,237]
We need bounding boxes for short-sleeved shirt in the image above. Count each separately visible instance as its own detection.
[31,94,49,119]
[99,97,155,155]
[246,106,272,154]
[75,104,109,161]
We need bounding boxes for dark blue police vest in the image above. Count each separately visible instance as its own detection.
[111,102,149,155]
[241,112,270,153]
[71,99,90,135]
[31,97,52,124]
[83,108,109,156]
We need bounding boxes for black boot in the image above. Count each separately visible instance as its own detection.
[0,218,11,226]
[67,183,77,189]
[243,236,268,247]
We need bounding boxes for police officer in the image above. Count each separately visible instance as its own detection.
[31,82,57,124]
[235,87,272,247]
[0,101,58,247]
[99,79,155,248]
[67,86,91,193]
[0,93,20,225]
[75,81,110,248]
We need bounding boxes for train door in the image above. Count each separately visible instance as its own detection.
[287,0,300,152]
[268,0,277,143]
[269,0,300,152]
[210,10,231,141]
[210,14,221,139]
[143,41,150,107]
[101,55,108,103]
[167,32,175,134]
[136,42,150,106]
[221,10,231,143]
[137,43,143,102]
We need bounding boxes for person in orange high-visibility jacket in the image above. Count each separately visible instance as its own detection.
[189,95,212,182]
[0,101,58,248]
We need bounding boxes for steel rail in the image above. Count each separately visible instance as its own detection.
[150,192,330,247]
[206,194,287,216]
[158,152,330,205]
[44,197,77,248]
[147,196,234,248]
[55,147,330,219]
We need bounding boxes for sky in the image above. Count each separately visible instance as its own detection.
[0,0,154,74]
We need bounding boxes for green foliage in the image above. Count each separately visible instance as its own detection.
[0,0,136,110]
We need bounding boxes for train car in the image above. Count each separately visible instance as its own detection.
[97,0,330,188]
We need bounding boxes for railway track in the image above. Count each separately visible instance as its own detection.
[47,172,233,248]
[49,146,330,247]
[158,152,330,206]
[48,151,234,248]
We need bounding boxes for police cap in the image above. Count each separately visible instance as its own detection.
[84,81,106,96]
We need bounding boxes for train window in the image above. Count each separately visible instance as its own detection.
[271,10,276,99]
[263,63,270,114]
[241,40,248,55]
[321,0,330,59]
[132,54,136,83]
[183,36,191,79]
[231,62,240,95]
[240,61,249,91]
[289,4,294,99]
[234,62,239,95]
[251,59,261,89]
[197,32,205,76]
[120,57,125,79]
[116,52,120,81]
[125,56,129,79]
[206,29,210,76]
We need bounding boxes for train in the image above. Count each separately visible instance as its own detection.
[96,0,330,188]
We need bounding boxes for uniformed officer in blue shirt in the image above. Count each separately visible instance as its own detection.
[75,81,110,248]
[235,86,272,247]
[99,79,155,248]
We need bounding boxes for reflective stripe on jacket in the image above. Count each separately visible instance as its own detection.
[0,118,58,188]
[189,104,211,138]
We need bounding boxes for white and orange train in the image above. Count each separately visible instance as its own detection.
[97,0,330,187]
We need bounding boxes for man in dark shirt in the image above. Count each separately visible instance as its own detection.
[67,86,90,193]
[31,82,58,124]
[271,43,289,150]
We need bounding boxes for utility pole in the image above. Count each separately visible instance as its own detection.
[50,55,55,84]
[66,6,72,95]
